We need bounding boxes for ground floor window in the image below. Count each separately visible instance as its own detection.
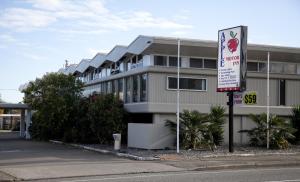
[167,76,207,91]
[129,113,153,123]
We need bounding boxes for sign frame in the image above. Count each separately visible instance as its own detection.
[217,26,248,92]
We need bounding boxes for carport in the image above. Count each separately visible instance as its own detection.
[0,103,31,139]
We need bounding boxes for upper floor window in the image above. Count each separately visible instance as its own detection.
[154,55,167,66]
[169,56,181,67]
[190,58,203,68]
[203,59,217,69]
[167,76,207,91]
[247,62,258,71]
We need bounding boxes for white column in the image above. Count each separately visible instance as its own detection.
[25,109,32,139]
[20,109,25,138]
[267,52,270,149]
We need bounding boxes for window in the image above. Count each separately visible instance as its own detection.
[169,56,181,67]
[168,77,206,91]
[284,64,296,74]
[247,62,258,71]
[89,72,94,81]
[132,75,139,102]
[190,58,203,68]
[140,74,147,102]
[107,81,112,93]
[271,63,283,73]
[112,80,118,96]
[204,59,217,69]
[279,79,286,105]
[129,113,153,123]
[138,55,143,61]
[119,62,124,72]
[154,55,167,66]
[125,77,131,103]
[102,82,107,94]
[118,79,123,101]
[258,62,267,72]
[126,61,131,71]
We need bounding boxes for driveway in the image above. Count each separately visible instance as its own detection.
[0,132,181,181]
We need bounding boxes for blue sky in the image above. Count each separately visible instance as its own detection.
[0,0,299,103]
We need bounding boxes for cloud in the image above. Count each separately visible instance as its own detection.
[22,52,46,61]
[0,8,56,31]
[0,34,31,47]
[170,31,189,36]
[0,34,17,43]
[0,0,192,33]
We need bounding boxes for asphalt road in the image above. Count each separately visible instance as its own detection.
[31,167,300,182]
[0,132,181,181]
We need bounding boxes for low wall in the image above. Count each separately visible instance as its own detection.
[128,123,175,149]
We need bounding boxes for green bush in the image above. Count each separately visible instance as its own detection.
[208,106,226,146]
[240,113,296,149]
[166,106,225,151]
[23,73,83,141]
[291,105,300,144]
[88,94,127,144]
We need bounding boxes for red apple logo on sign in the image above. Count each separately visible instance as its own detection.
[227,31,239,53]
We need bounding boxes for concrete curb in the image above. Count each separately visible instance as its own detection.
[49,140,160,161]
[200,152,300,158]
[49,140,300,161]
[192,162,300,171]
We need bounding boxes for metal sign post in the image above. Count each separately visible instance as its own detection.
[217,26,248,153]
[228,92,234,152]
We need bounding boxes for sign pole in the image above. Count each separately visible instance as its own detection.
[176,39,180,154]
[267,52,270,149]
[228,92,234,152]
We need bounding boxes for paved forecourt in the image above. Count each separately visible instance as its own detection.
[0,132,182,181]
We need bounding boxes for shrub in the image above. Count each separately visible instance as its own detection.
[88,94,127,144]
[208,106,226,146]
[291,105,300,144]
[240,113,296,149]
[166,109,217,150]
[23,73,83,140]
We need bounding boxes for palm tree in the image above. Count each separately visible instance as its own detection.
[291,105,300,144]
[166,110,213,150]
[208,106,226,146]
[240,113,296,149]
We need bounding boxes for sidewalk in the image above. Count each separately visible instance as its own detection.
[50,140,300,170]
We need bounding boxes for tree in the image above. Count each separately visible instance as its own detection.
[240,113,296,149]
[22,73,83,140]
[88,94,127,144]
[291,105,300,144]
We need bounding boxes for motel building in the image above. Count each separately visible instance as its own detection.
[58,35,300,149]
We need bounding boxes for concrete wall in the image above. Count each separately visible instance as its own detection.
[128,121,175,149]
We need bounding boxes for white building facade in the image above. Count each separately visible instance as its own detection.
[59,35,300,149]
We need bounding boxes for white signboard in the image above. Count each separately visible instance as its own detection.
[217,26,247,92]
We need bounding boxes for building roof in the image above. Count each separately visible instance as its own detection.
[89,53,106,69]
[104,45,127,63]
[64,64,77,74]
[74,59,91,74]
[0,103,29,109]
[57,35,300,74]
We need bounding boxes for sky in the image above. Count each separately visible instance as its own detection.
[0,0,299,103]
